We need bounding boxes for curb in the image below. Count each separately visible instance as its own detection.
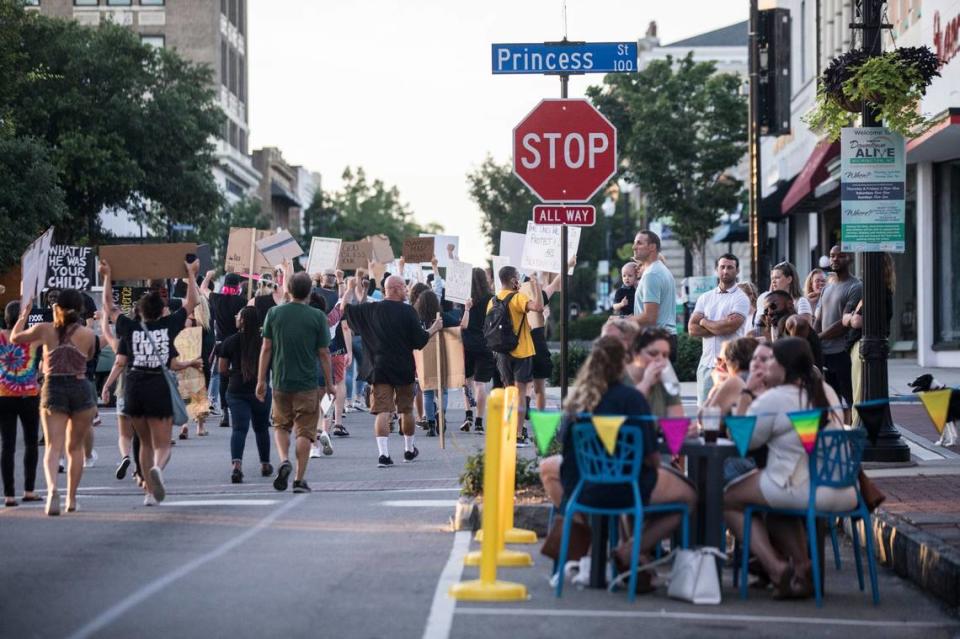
[459,502,552,538]
[872,509,960,609]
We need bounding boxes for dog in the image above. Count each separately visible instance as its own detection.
[909,374,959,447]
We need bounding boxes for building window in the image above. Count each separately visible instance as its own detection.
[237,0,245,33]
[226,179,244,197]
[140,0,164,5]
[228,47,237,95]
[74,0,98,5]
[239,128,247,155]
[238,55,246,102]
[106,0,132,5]
[229,121,238,150]
[934,160,960,347]
[220,41,228,88]
[140,34,164,48]
[228,0,238,26]
[23,0,40,6]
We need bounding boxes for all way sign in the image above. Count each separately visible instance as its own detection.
[533,205,596,227]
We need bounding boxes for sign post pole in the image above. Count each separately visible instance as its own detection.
[247,231,257,301]
[559,72,569,401]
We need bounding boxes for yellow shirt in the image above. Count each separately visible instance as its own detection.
[487,289,535,359]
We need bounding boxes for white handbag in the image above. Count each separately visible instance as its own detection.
[667,547,726,605]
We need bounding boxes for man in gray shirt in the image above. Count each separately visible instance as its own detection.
[632,230,678,360]
[815,246,862,413]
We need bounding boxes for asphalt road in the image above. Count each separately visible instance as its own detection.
[1,403,958,639]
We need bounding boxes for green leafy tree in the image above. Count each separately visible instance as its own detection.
[588,54,747,273]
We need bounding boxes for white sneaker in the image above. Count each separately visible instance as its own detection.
[84,449,98,468]
[344,403,353,414]
[352,399,367,412]
[144,493,158,507]
[319,432,334,456]
[309,444,322,459]
[149,467,166,503]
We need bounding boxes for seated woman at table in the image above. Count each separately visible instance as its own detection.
[723,337,855,598]
[702,337,759,416]
[627,327,684,419]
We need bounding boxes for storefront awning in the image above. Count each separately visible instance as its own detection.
[270,181,302,208]
[907,108,960,163]
[780,141,840,216]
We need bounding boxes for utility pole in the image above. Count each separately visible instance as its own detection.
[858,0,910,462]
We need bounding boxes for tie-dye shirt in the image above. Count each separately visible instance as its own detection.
[0,331,40,397]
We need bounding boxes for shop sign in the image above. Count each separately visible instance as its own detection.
[934,9,960,66]
[840,127,906,253]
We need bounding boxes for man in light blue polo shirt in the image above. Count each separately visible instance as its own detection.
[632,230,678,360]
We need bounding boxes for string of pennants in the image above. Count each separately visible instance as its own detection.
[528,387,960,459]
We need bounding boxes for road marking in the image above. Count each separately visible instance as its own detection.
[65,495,306,639]
[388,488,462,493]
[454,607,958,629]
[382,500,460,508]
[161,499,277,507]
[904,438,945,461]
[422,531,470,639]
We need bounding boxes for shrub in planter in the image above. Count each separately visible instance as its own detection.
[567,312,610,341]
[458,449,541,497]
[549,343,590,387]
[675,333,702,382]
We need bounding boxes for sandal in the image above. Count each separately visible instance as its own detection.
[332,424,349,437]
[21,494,42,503]
[771,558,796,599]
[4,498,17,507]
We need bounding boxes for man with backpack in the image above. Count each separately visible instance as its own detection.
[484,266,543,446]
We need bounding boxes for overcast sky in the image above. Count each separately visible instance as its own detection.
[248,0,748,265]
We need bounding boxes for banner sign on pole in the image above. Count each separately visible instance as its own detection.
[444,260,473,304]
[521,221,580,274]
[20,227,54,306]
[840,127,906,253]
[305,237,342,275]
[45,245,95,290]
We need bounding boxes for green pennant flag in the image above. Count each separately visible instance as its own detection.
[725,415,757,457]
[787,409,822,454]
[529,410,562,456]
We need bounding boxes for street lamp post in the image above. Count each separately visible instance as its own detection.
[602,197,616,311]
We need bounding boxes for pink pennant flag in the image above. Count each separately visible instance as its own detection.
[660,417,691,456]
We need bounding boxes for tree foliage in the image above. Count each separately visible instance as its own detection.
[587,54,747,272]
[466,155,540,253]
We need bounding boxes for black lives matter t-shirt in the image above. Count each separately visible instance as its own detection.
[116,308,187,370]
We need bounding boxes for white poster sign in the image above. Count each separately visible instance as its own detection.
[20,227,54,306]
[305,237,342,275]
[256,230,304,266]
[499,231,526,273]
[491,255,511,292]
[521,221,581,274]
[419,233,460,267]
[444,260,473,304]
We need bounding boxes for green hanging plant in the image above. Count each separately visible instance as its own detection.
[804,46,941,141]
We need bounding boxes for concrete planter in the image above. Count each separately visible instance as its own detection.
[456,500,552,538]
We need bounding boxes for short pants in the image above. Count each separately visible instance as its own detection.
[530,328,553,380]
[464,348,495,383]
[41,376,96,414]
[370,383,415,415]
[124,370,173,418]
[272,387,320,441]
[317,353,347,387]
[496,354,533,385]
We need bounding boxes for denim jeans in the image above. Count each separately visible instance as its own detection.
[423,389,448,422]
[227,390,271,464]
[208,366,221,412]
[696,363,715,407]
[346,335,366,401]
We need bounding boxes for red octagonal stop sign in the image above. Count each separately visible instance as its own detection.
[513,99,617,203]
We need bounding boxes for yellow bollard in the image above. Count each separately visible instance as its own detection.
[465,386,534,567]
[449,389,527,601]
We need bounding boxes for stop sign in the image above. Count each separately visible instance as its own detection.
[513,99,617,203]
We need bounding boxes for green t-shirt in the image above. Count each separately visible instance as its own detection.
[262,302,330,392]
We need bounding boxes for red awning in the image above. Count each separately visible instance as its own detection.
[907,109,960,162]
[780,141,840,216]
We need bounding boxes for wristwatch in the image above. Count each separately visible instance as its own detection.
[741,389,756,400]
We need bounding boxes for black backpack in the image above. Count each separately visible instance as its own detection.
[483,292,525,354]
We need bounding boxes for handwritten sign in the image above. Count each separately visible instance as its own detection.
[338,240,373,271]
[420,234,460,267]
[491,255,511,293]
[414,328,465,391]
[20,227,54,306]
[45,245,95,290]
[112,286,148,316]
[521,221,580,274]
[402,237,435,263]
[225,228,271,274]
[367,234,395,264]
[305,237,341,275]
[256,230,303,267]
[444,260,473,304]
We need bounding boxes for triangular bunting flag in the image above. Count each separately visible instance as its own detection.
[591,415,626,455]
[725,415,757,457]
[854,399,887,445]
[659,417,691,456]
[919,389,953,435]
[529,410,562,456]
[787,409,822,454]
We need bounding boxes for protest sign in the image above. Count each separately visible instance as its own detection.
[498,231,526,273]
[20,227,54,306]
[305,237,342,275]
[338,239,373,271]
[414,328,465,391]
[256,230,303,267]
[196,244,213,274]
[367,234,395,264]
[402,237,435,263]
[419,234,460,267]
[491,255,511,293]
[112,286,148,316]
[444,260,473,304]
[369,261,387,286]
[521,221,580,274]
[100,243,198,281]
[45,245,95,290]
[225,228,272,275]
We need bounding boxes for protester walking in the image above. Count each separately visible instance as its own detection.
[202,270,248,428]
[1,301,42,508]
[459,267,495,434]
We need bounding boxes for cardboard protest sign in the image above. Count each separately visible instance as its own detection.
[402,237,435,263]
[491,255,511,293]
[225,228,272,275]
[99,243,197,281]
[45,245,95,291]
[112,286,148,316]
[196,244,213,275]
[337,239,373,271]
[366,234,395,264]
[499,231,526,273]
[420,234,459,267]
[414,328,465,391]
[444,260,473,304]
[20,227,54,306]
[256,230,303,267]
[369,261,387,286]
[305,237,342,275]
[521,221,580,274]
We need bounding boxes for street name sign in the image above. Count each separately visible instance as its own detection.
[840,127,906,252]
[513,99,617,203]
[491,42,637,74]
[532,205,596,226]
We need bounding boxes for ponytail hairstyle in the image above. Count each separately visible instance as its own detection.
[564,336,626,417]
[53,289,84,342]
[471,267,493,302]
[237,306,262,383]
[772,337,831,428]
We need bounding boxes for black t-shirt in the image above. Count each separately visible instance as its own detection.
[218,332,258,395]
[253,294,277,328]
[116,308,187,369]
[614,286,636,317]
[312,286,339,312]
[209,293,247,341]
[345,300,430,386]
[463,293,492,353]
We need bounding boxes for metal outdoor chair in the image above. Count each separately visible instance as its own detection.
[738,429,879,606]
[555,420,690,602]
